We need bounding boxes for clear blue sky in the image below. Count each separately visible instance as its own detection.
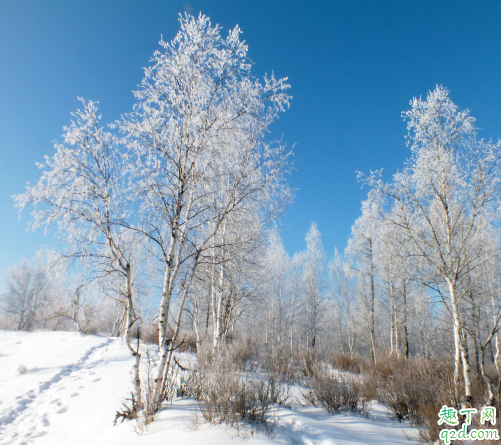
[1,0,501,282]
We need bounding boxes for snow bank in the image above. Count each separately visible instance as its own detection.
[0,330,420,444]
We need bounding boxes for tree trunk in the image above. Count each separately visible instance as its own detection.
[369,239,377,364]
[448,279,472,406]
[402,279,409,359]
[213,221,227,350]
[153,263,175,407]
[389,257,396,356]
[161,258,200,398]
[492,293,501,374]
[123,264,142,412]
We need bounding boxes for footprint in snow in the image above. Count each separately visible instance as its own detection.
[70,392,79,397]
[57,407,67,414]
[41,417,50,427]
[31,431,48,438]
[93,378,101,382]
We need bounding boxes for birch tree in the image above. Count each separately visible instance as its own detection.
[261,230,291,352]
[120,13,291,411]
[346,193,383,362]
[287,251,306,354]
[303,223,325,350]
[328,248,355,356]
[363,85,501,404]
[1,258,51,331]
[14,100,144,411]
[459,228,501,405]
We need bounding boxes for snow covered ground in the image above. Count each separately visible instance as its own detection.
[0,330,421,445]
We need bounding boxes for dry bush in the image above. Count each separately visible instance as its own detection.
[115,349,162,429]
[354,355,501,444]
[188,346,289,427]
[228,337,258,372]
[176,331,198,352]
[329,353,369,375]
[296,348,318,379]
[261,347,300,383]
[114,392,141,425]
[134,349,162,433]
[303,364,368,414]
[81,325,99,335]
[367,356,456,443]
[357,371,378,405]
[137,323,158,345]
[261,347,327,384]
[139,350,158,417]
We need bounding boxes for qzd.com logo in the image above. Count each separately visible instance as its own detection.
[438,406,499,444]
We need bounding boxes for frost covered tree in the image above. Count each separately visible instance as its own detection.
[119,13,291,411]
[1,258,51,331]
[363,86,501,404]
[303,223,325,350]
[376,210,415,358]
[260,230,292,352]
[457,226,501,405]
[14,100,145,410]
[12,12,291,418]
[328,248,355,356]
[346,193,383,362]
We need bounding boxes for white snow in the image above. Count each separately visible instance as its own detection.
[0,330,421,444]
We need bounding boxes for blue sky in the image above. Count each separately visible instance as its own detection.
[1,0,501,282]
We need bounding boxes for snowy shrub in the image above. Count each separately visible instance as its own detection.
[173,330,198,353]
[229,337,258,372]
[18,364,28,374]
[188,347,289,427]
[304,366,368,414]
[261,347,299,382]
[114,392,141,424]
[369,357,457,443]
[297,348,318,379]
[136,323,157,345]
[115,349,162,428]
[135,350,160,432]
[373,358,454,422]
[329,353,369,375]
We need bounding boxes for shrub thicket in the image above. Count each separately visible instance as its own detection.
[187,346,289,427]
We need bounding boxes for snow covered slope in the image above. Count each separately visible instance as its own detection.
[0,330,420,445]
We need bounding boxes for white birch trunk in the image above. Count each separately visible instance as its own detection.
[122,264,142,412]
[447,278,472,405]
[402,279,409,359]
[213,220,227,350]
